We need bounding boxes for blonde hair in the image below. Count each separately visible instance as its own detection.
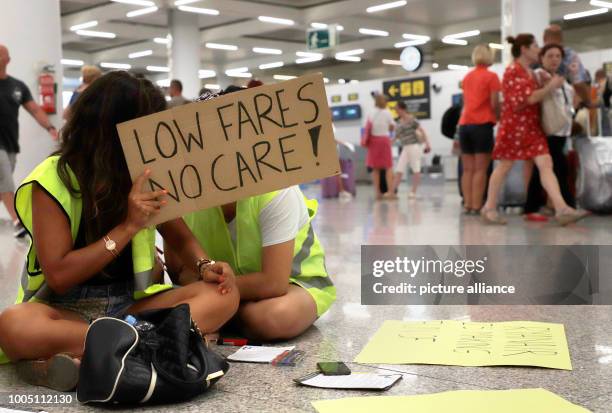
[81,65,102,84]
[471,44,494,66]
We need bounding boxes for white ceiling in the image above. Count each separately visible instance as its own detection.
[60,0,612,86]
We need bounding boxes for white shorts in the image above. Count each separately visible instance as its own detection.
[395,144,422,174]
[0,149,16,193]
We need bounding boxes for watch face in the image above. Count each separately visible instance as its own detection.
[106,239,116,251]
[400,46,423,72]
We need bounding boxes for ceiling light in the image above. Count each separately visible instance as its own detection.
[258,16,295,25]
[336,49,364,56]
[564,7,608,19]
[174,0,200,5]
[259,61,284,69]
[111,0,154,6]
[335,55,361,62]
[442,37,468,45]
[359,28,389,37]
[394,39,427,48]
[295,56,323,64]
[128,49,153,58]
[178,5,220,15]
[76,30,117,39]
[402,33,430,41]
[311,22,328,28]
[204,83,220,89]
[590,0,612,8]
[273,75,296,80]
[366,0,407,13]
[206,42,238,51]
[338,79,346,84]
[226,67,248,73]
[489,42,504,50]
[69,20,98,31]
[432,62,439,69]
[154,36,170,44]
[323,77,329,83]
[296,51,323,58]
[444,30,480,39]
[198,69,216,78]
[146,65,170,72]
[253,47,283,55]
[336,25,344,31]
[227,72,253,78]
[126,6,158,17]
[382,59,401,65]
[100,62,131,69]
[156,78,170,87]
[448,64,469,71]
[61,59,84,66]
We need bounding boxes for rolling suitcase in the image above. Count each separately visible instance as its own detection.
[321,142,357,198]
[497,160,527,209]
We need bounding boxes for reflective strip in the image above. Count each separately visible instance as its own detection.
[134,270,153,293]
[295,275,334,290]
[291,225,315,277]
[20,266,29,293]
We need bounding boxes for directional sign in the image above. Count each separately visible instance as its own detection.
[307,27,338,50]
[382,76,431,119]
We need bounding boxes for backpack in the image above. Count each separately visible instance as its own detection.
[441,104,462,139]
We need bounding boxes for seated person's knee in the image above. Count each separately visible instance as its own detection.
[238,300,294,340]
[0,305,31,358]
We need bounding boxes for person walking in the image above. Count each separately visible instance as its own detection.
[63,65,101,120]
[364,93,395,200]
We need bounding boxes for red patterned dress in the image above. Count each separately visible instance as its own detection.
[493,62,549,160]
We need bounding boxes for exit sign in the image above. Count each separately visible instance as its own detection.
[306,27,338,50]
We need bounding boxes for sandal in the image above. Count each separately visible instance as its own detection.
[480,208,507,225]
[16,353,79,392]
[555,209,590,226]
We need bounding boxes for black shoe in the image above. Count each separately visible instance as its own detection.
[16,354,79,392]
[13,222,27,238]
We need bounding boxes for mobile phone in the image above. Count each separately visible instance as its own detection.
[316,361,351,376]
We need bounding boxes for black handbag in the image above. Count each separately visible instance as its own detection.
[77,304,229,404]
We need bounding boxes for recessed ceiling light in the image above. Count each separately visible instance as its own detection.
[564,7,608,19]
[126,6,158,17]
[154,36,170,44]
[444,30,480,39]
[100,62,131,69]
[177,5,220,15]
[273,75,296,80]
[311,22,328,28]
[402,33,430,41]
[366,0,407,13]
[146,65,170,72]
[358,28,389,37]
[338,79,346,84]
[259,61,284,69]
[335,55,361,62]
[227,72,253,78]
[336,25,344,31]
[110,0,154,6]
[206,42,238,51]
[204,83,220,89]
[382,59,402,65]
[432,62,439,69]
[448,64,469,70]
[226,67,248,73]
[296,56,323,64]
[61,59,84,66]
[69,20,98,31]
[323,77,329,83]
[488,42,504,50]
[253,47,283,55]
[76,30,117,39]
[198,69,216,78]
[128,49,153,58]
[394,39,428,48]
[156,78,170,87]
[589,0,612,8]
[258,16,295,25]
[442,37,468,46]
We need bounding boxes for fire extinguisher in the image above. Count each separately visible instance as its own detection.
[39,65,56,115]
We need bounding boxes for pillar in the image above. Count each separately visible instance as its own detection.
[501,0,550,65]
[168,9,201,100]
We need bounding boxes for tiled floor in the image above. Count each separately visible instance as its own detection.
[0,182,611,412]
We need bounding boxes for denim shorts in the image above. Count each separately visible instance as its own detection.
[46,281,136,323]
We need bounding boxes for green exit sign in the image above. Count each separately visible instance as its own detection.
[306,27,338,50]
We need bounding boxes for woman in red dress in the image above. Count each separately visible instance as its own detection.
[481,34,586,225]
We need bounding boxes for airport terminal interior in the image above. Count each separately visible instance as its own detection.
[1,0,612,412]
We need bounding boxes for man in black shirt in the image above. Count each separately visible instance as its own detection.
[0,44,57,237]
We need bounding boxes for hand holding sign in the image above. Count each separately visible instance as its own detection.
[125,169,168,232]
[117,74,340,225]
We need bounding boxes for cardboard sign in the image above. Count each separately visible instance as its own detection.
[354,320,572,370]
[117,74,340,224]
[312,389,590,413]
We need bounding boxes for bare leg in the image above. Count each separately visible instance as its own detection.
[0,303,88,361]
[483,160,515,211]
[523,160,534,194]
[389,172,403,195]
[411,172,421,195]
[372,169,382,199]
[236,285,318,341]
[533,154,572,213]
[1,192,18,222]
[472,153,491,211]
[385,168,394,194]
[461,155,475,209]
[127,282,239,334]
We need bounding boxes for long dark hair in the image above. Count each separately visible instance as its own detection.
[506,34,535,58]
[56,71,166,243]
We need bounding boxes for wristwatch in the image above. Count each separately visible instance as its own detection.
[104,235,119,258]
[196,258,215,279]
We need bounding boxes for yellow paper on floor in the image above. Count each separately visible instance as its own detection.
[311,388,591,413]
[354,320,572,370]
